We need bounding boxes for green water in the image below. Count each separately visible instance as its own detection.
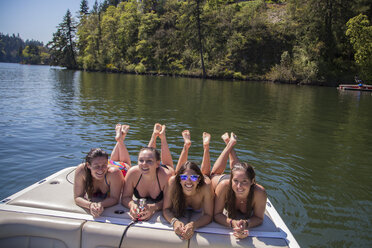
[0,63,371,247]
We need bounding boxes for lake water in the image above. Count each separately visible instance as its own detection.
[0,62,371,247]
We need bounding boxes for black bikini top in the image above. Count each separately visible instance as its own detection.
[133,169,163,203]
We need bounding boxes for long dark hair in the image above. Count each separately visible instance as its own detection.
[84,148,109,198]
[225,162,256,219]
[172,161,205,217]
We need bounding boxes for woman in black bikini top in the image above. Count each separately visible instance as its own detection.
[121,123,174,221]
[133,168,164,202]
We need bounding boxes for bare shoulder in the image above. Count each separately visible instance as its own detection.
[124,166,141,183]
[215,179,229,194]
[254,184,267,198]
[75,163,86,177]
[158,166,171,182]
[168,175,177,186]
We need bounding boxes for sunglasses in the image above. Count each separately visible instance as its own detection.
[180,174,200,182]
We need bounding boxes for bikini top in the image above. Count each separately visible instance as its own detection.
[133,169,163,203]
[92,174,110,198]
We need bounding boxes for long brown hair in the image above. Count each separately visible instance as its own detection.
[225,162,256,219]
[172,161,205,217]
[84,148,109,198]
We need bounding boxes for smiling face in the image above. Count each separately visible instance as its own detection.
[138,149,159,175]
[87,156,108,180]
[231,170,254,198]
[180,168,201,195]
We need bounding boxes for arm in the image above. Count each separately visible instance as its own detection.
[247,185,267,228]
[182,183,214,240]
[121,168,140,220]
[163,176,185,236]
[99,167,124,208]
[213,180,231,227]
[138,169,170,221]
[73,164,91,210]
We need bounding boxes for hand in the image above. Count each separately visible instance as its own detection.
[232,219,249,240]
[232,219,246,232]
[137,204,156,221]
[90,202,104,218]
[181,222,195,240]
[233,228,249,239]
[173,220,185,237]
[129,202,140,220]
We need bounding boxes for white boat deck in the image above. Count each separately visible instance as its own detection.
[0,167,300,248]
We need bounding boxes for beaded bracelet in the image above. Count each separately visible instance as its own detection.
[230,219,233,228]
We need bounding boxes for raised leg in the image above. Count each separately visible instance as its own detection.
[201,132,211,176]
[221,132,240,169]
[159,124,174,172]
[176,130,191,173]
[211,133,237,175]
[111,124,131,166]
[148,123,162,148]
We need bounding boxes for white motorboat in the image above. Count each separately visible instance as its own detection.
[0,167,300,248]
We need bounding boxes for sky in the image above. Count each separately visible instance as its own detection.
[0,0,94,45]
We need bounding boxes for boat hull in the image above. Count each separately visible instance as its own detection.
[0,167,300,248]
[338,84,372,91]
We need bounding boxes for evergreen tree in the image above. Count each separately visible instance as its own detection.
[48,9,78,69]
[80,0,89,17]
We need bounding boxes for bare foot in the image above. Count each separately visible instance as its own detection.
[203,132,210,148]
[121,125,130,140]
[221,132,229,144]
[159,125,166,139]
[115,124,122,141]
[182,130,191,148]
[153,123,162,137]
[229,132,237,146]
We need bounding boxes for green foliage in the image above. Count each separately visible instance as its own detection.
[48,9,78,69]
[43,0,371,84]
[346,14,372,80]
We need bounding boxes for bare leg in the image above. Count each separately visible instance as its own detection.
[111,124,131,166]
[159,125,174,172]
[221,132,240,169]
[176,130,191,173]
[148,123,162,148]
[201,132,211,176]
[211,133,237,175]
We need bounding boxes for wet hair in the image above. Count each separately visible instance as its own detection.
[84,148,109,198]
[138,147,160,161]
[225,162,256,219]
[172,161,205,218]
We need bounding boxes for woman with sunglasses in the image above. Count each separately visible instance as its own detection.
[122,123,174,221]
[73,124,132,217]
[163,130,213,240]
[213,133,267,240]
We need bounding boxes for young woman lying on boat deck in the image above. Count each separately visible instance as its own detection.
[73,124,131,217]
[122,123,174,221]
[163,130,214,240]
[213,133,267,239]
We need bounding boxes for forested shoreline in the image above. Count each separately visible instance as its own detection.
[1,0,371,85]
[0,33,50,65]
